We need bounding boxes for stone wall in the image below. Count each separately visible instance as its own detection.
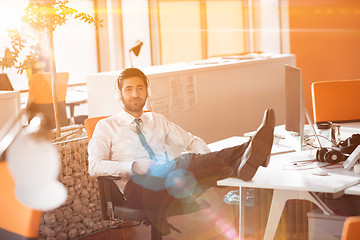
[38,137,119,240]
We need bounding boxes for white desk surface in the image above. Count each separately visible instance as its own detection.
[345,184,360,195]
[208,136,249,152]
[212,137,360,194]
[20,86,87,109]
[256,123,360,142]
[339,123,360,139]
[212,130,360,240]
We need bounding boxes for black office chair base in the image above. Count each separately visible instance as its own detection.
[149,221,182,240]
[151,226,163,240]
[149,223,182,240]
[0,228,37,240]
[109,220,142,229]
[97,176,210,240]
[108,220,181,240]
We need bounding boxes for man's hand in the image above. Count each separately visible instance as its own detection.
[132,160,153,175]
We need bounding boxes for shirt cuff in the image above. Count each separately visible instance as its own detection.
[122,162,135,175]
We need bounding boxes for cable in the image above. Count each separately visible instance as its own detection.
[304,134,340,151]
[282,160,343,171]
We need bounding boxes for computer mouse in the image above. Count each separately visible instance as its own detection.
[354,164,360,175]
[311,169,329,176]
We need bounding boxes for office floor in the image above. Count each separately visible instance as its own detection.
[77,224,236,240]
[78,187,239,240]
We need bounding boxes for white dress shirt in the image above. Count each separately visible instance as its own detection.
[88,109,210,192]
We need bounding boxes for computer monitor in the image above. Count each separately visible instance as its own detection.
[0,91,21,131]
[284,65,305,150]
[0,74,14,91]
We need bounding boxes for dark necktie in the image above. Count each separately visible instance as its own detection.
[134,119,158,161]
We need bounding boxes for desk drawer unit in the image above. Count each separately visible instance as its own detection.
[308,208,346,240]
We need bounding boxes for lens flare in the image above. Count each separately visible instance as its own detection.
[216,218,239,240]
[165,169,196,199]
[149,159,175,178]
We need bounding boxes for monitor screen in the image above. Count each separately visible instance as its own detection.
[285,65,305,147]
[0,74,14,91]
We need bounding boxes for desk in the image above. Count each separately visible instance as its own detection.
[65,87,88,124]
[345,184,360,195]
[211,137,360,240]
[20,86,87,123]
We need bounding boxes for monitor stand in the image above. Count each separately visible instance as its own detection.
[284,130,303,153]
[284,108,322,152]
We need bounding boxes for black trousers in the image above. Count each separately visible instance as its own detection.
[124,141,249,213]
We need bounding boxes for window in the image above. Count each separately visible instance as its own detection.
[113,0,251,67]
[206,0,245,58]
[152,0,285,65]
[54,0,98,85]
[97,0,288,69]
[156,0,247,64]
[158,1,202,64]
[0,0,98,90]
[0,0,28,90]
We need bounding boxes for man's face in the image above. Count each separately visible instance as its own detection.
[120,76,148,117]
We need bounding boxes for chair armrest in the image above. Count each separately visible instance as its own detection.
[97,176,125,220]
[97,176,122,181]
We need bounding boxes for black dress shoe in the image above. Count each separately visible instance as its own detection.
[237,109,275,181]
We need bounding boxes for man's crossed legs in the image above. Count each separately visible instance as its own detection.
[124,109,275,234]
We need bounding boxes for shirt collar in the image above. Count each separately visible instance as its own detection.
[117,109,153,126]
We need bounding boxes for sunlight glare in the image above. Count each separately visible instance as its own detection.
[0,0,27,49]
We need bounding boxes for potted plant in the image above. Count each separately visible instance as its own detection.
[22,0,102,137]
[0,46,16,91]
[0,29,38,90]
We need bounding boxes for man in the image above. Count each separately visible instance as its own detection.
[88,68,275,235]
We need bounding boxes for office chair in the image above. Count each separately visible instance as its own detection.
[311,79,360,123]
[0,161,42,240]
[341,216,360,240]
[27,72,70,129]
[84,116,210,240]
[27,72,87,129]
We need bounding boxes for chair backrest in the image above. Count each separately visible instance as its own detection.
[84,116,126,221]
[0,161,42,239]
[341,216,360,240]
[28,72,69,104]
[27,72,69,128]
[311,80,360,123]
[84,116,109,140]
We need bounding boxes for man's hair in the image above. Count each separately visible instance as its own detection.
[116,68,149,91]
